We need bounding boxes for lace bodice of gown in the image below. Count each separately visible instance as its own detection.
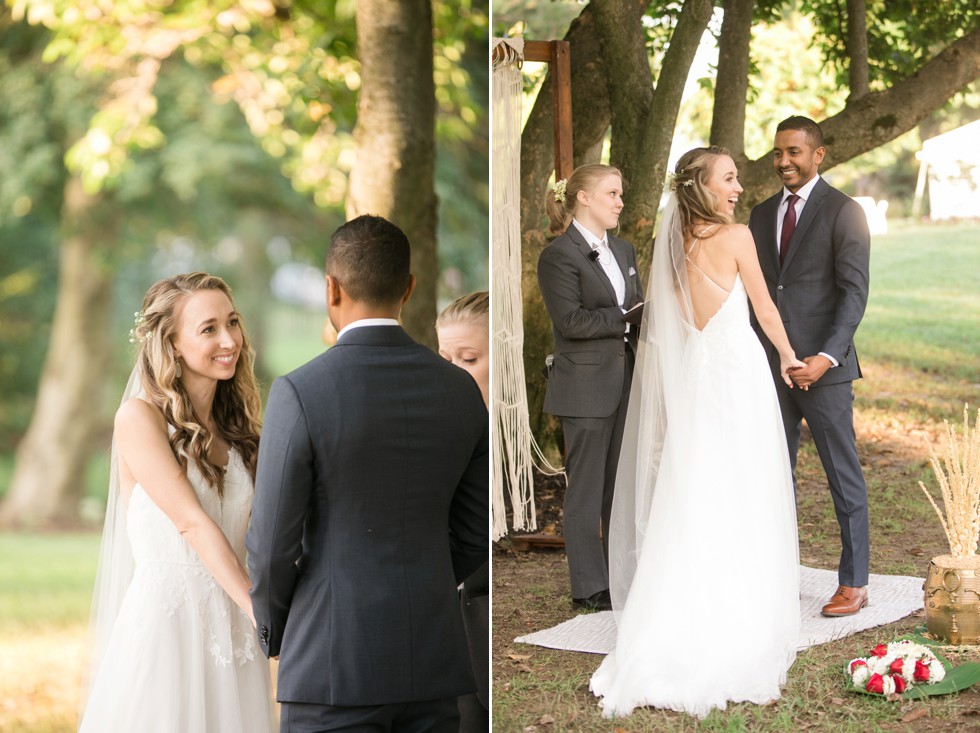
[127,449,252,566]
[124,447,258,668]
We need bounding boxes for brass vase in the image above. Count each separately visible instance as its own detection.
[924,555,980,645]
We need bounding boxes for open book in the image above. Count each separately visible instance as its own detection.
[623,300,649,326]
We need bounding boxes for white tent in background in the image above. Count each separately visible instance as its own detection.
[914,120,980,220]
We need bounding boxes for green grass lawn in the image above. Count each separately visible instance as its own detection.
[0,533,99,632]
[861,222,980,383]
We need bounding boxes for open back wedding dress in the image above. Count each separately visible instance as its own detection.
[78,370,275,732]
[590,195,800,719]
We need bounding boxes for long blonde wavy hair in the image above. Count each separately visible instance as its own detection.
[131,273,262,495]
[670,146,734,239]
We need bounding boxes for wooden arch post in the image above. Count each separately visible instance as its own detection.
[492,39,573,182]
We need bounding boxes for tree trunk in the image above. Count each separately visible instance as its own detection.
[519,4,618,446]
[710,0,755,163]
[736,26,980,216]
[347,0,437,349]
[625,0,714,270]
[0,176,116,528]
[591,0,653,207]
[846,0,870,101]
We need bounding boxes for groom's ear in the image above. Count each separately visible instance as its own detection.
[400,274,416,306]
[325,274,343,308]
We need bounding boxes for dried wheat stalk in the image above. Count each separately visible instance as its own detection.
[919,404,980,558]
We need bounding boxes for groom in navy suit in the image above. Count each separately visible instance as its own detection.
[247,215,488,732]
[749,116,871,617]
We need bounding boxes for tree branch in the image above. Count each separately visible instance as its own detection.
[846,0,870,100]
[738,26,980,213]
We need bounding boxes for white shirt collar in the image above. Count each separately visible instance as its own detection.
[571,218,608,249]
[336,318,400,341]
[781,173,821,205]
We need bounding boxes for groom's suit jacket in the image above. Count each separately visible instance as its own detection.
[748,177,870,385]
[246,325,488,707]
[537,227,644,418]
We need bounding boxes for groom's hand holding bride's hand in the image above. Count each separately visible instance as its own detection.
[780,354,809,389]
[788,354,832,389]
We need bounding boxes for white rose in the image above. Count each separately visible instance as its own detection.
[851,665,871,686]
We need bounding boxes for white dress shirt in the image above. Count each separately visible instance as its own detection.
[336,318,400,341]
[572,218,625,307]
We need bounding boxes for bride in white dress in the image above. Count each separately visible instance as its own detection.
[590,147,803,719]
[79,273,275,732]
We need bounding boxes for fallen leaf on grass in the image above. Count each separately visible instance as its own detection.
[524,726,538,732]
[908,547,925,556]
[508,653,533,662]
[538,714,555,725]
[516,664,533,673]
[901,707,929,723]
[830,697,845,705]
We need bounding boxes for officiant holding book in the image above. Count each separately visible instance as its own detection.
[537,164,645,612]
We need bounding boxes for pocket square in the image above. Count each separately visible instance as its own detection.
[628,266,636,276]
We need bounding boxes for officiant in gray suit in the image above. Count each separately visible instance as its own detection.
[537,164,644,612]
[749,115,871,618]
[247,215,488,733]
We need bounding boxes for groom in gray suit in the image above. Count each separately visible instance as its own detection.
[538,210,644,612]
[247,215,488,732]
[749,115,871,617]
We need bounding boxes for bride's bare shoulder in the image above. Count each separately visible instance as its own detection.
[116,397,166,435]
[716,223,755,251]
[718,222,751,238]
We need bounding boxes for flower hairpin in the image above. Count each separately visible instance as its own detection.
[667,170,694,190]
[554,178,568,203]
[129,310,149,344]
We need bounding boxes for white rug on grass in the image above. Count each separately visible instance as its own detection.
[515,565,924,654]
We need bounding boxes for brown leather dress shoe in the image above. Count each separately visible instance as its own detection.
[821,585,869,617]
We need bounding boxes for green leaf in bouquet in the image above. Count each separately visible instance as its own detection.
[902,663,980,699]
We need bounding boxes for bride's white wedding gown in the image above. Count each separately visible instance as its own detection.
[590,275,800,719]
[79,449,275,732]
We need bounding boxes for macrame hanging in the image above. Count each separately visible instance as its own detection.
[491,37,537,540]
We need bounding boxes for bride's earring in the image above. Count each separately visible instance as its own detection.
[175,358,182,378]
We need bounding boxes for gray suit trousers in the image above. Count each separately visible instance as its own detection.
[558,347,635,599]
[776,378,869,587]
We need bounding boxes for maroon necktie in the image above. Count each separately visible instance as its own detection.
[779,194,800,266]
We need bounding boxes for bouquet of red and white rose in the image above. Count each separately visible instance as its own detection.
[847,640,946,696]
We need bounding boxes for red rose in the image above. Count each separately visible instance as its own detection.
[914,660,930,682]
[892,675,907,693]
[871,644,888,658]
[850,659,868,673]
[889,658,903,674]
[866,673,885,694]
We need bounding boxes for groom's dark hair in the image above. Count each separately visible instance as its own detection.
[326,215,412,306]
[776,115,825,150]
